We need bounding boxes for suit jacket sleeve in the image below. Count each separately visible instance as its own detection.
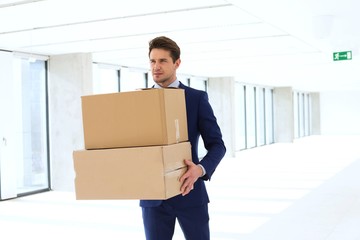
[197,91,226,180]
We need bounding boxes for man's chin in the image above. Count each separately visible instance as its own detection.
[153,75,162,80]
[154,78,165,85]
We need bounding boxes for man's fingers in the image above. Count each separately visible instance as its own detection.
[180,177,195,195]
[179,159,199,196]
[180,178,191,191]
[179,171,188,183]
[181,184,194,196]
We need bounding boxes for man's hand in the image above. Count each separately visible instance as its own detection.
[179,159,204,196]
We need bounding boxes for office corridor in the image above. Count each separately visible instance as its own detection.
[1,135,360,240]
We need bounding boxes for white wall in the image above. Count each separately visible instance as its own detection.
[320,90,360,135]
[0,51,17,199]
[273,87,294,142]
[48,53,93,191]
[208,77,235,157]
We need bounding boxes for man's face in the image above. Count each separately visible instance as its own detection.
[149,48,180,87]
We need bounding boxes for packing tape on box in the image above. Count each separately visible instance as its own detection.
[175,119,180,143]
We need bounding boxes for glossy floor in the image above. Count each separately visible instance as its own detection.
[1,135,360,240]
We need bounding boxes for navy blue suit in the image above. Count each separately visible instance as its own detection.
[141,82,226,239]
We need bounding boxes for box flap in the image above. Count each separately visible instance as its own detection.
[164,167,187,199]
[162,142,191,172]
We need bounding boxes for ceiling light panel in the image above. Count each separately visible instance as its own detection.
[0,4,269,54]
[0,0,231,33]
[0,4,259,41]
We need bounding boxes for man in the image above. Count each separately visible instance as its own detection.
[140,36,226,240]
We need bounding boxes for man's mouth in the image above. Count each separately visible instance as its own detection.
[153,72,162,77]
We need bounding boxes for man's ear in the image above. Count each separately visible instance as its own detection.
[175,58,181,69]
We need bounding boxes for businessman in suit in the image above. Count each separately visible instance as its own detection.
[140,36,226,240]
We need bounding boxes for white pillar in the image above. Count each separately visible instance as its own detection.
[48,53,93,191]
[310,92,321,135]
[208,77,235,157]
[0,51,17,200]
[273,87,294,142]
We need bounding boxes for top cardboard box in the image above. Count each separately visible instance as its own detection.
[81,88,188,149]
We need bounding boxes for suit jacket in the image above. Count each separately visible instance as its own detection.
[140,82,226,209]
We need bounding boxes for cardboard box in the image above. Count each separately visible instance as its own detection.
[81,88,188,149]
[73,142,191,200]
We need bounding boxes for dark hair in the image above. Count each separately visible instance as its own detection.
[148,36,181,63]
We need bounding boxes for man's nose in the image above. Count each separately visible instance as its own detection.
[153,63,160,70]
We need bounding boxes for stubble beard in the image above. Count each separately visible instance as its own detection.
[153,74,174,88]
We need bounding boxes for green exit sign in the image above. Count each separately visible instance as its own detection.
[333,51,352,61]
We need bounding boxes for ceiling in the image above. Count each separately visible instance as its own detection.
[0,0,359,91]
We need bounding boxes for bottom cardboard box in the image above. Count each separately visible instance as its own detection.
[73,142,191,200]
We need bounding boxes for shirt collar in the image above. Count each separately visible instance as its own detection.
[154,79,180,88]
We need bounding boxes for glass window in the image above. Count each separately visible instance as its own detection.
[299,93,305,137]
[93,63,119,94]
[294,92,299,138]
[294,91,312,138]
[246,86,256,148]
[189,77,207,91]
[236,84,274,151]
[265,88,274,144]
[256,87,265,146]
[176,74,190,86]
[304,93,310,136]
[13,58,49,195]
[120,67,147,92]
[235,83,246,150]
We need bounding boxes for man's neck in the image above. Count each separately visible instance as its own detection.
[155,78,179,88]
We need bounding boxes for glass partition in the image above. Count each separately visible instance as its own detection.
[13,57,50,195]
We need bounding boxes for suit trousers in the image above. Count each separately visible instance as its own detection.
[141,202,210,240]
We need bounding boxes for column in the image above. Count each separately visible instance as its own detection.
[48,53,93,191]
[273,87,294,142]
[208,77,235,157]
[310,92,321,135]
